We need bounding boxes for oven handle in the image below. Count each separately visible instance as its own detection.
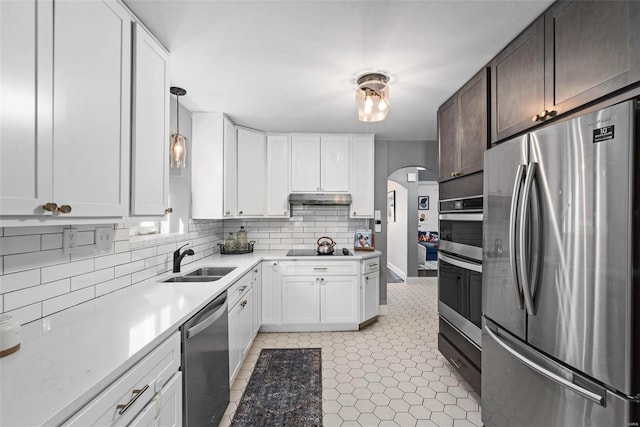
[439,252,482,273]
[438,213,483,221]
[509,163,526,310]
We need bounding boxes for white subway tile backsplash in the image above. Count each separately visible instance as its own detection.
[43,287,94,317]
[3,226,65,236]
[114,260,145,278]
[131,247,157,261]
[0,269,41,294]
[114,241,130,253]
[94,252,131,270]
[5,302,42,325]
[41,233,63,250]
[0,235,41,256]
[113,228,129,241]
[95,276,131,297]
[4,249,69,274]
[4,278,70,311]
[41,259,94,284]
[131,266,158,285]
[71,268,115,291]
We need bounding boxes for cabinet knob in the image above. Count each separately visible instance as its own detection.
[532,110,555,122]
[353,211,356,215]
[365,276,369,280]
[239,211,243,215]
[165,207,173,214]
[253,269,258,273]
[42,202,58,212]
[57,205,72,214]
[225,211,230,215]
[240,300,247,308]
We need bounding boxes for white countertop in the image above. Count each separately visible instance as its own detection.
[0,249,380,426]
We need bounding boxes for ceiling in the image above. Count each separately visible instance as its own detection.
[124,0,553,141]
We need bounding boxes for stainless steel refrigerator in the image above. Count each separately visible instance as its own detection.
[482,100,640,426]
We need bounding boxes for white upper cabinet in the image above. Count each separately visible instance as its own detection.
[236,128,266,217]
[320,135,350,192]
[192,113,230,219]
[130,23,169,216]
[1,0,131,220]
[223,116,237,217]
[291,135,351,193]
[0,0,52,216]
[266,135,290,217]
[53,0,131,217]
[290,135,321,191]
[350,135,375,218]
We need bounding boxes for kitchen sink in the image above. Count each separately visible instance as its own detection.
[163,276,224,283]
[184,267,236,277]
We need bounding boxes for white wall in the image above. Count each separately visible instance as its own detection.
[418,181,439,233]
[387,180,408,279]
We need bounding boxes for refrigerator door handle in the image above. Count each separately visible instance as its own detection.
[518,162,538,315]
[509,163,526,309]
[484,325,605,406]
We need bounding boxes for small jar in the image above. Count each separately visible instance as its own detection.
[237,226,248,251]
[224,233,237,252]
[0,314,21,357]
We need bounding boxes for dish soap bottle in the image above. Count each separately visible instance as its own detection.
[237,226,248,251]
[224,232,237,253]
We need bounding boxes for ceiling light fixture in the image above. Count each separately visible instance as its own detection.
[170,86,187,169]
[356,72,390,122]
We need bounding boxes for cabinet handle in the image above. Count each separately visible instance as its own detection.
[313,267,328,271]
[368,263,378,268]
[165,207,173,214]
[240,300,247,307]
[57,205,72,214]
[272,262,278,266]
[320,277,324,282]
[365,276,369,280]
[532,110,556,122]
[239,211,243,215]
[353,211,357,215]
[450,171,462,177]
[449,358,464,370]
[42,202,58,212]
[225,211,231,215]
[239,285,247,292]
[116,384,149,415]
[253,269,259,273]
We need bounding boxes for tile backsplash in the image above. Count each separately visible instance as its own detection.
[0,220,224,325]
[0,206,371,325]
[223,205,370,250]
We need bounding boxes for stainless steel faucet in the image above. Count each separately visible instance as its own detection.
[173,243,195,273]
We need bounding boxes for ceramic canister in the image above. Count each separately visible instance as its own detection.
[0,314,21,357]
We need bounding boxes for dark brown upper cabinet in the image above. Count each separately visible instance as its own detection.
[438,68,489,183]
[544,0,640,118]
[491,17,545,144]
[491,1,640,144]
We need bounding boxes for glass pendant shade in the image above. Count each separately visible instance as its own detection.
[356,73,390,122]
[170,133,187,168]
[169,86,187,169]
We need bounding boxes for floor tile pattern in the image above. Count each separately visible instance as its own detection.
[220,279,481,427]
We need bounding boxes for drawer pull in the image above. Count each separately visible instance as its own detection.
[239,285,247,292]
[449,358,464,370]
[313,267,328,271]
[368,263,378,268]
[116,384,149,415]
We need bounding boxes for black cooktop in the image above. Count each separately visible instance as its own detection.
[286,248,353,256]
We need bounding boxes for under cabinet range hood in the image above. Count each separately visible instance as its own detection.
[288,193,352,205]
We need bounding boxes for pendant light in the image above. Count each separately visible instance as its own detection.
[170,86,187,168]
[356,72,390,122]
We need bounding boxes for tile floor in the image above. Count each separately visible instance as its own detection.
[219,278,482,427]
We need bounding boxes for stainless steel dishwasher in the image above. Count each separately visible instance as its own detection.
[181,291,229,426]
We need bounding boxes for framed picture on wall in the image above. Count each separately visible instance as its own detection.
[418,195,429,210]
[387,191,395,222]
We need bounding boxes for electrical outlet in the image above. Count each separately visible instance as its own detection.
[63,228,78,254]
[95,227,113,251]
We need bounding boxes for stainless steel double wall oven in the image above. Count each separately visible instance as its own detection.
[438,195,483,347]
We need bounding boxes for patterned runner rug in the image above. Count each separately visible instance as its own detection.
[231,348,322,427]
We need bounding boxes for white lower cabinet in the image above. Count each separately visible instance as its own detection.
[228,274,254,384]
[320,276,359,323]
[281,276,321,324]
[251,264,262,337]
[261,261,281,325]
[130,372,182,427]
[64,333,181,427]
[361,257,380,322]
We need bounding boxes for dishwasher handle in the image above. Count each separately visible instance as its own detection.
[187,296,228,340]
